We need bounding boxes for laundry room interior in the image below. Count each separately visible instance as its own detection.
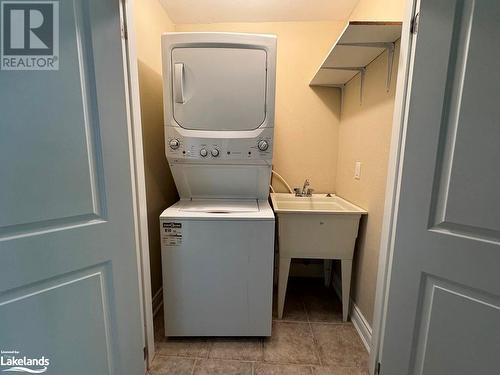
[133,0,405,373]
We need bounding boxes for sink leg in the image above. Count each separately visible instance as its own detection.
[278,257,291,319]
[341,259,353,322]
[324,260,333,287]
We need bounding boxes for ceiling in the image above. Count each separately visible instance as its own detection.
[160,0,359,24]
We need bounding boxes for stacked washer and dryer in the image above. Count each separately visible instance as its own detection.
[159,33,277,336]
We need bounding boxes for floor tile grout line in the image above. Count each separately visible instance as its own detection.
[272,318,350,325]
[303,297,323,367]
[190,358,197,375]
[195,358,258,369]
[208,358,263,362]
[302,296,310,324]
[157,342,267,360]
[308,319,323,366]
[155,354,209,360]
[206,340,213,359]
[156,348,343,369]
[260,337,265,365]
[272,318,309,324]
[260,360,323,366]
[308,321,352,326]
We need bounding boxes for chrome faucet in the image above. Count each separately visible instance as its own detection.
[294,179,314,197]
[302,179,310,195]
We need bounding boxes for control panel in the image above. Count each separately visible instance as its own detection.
[165,128,274,162]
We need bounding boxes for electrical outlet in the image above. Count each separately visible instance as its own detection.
[354,161,361,180]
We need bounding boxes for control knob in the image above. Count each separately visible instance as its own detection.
[169,139,180,150]
[200,149,208,157]
[211,148,220,157]
[258,140,269,151]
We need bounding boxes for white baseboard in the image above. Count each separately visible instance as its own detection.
[332,273,372,353]
[152,287,163,317]
[350,301,372,353]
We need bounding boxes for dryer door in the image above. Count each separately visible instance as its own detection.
[171,47,267,131]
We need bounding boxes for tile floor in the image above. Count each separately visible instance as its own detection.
[150,278,369,375]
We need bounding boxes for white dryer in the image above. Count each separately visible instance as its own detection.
[160,32,277,336]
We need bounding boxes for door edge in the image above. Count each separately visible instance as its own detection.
[369,0,420,373]
[119,0,155,371]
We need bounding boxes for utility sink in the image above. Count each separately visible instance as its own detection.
[270,193,367,321]
[270,193,367,214]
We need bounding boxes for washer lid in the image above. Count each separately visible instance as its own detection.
[160,199,274,221]
[179,199,259,213]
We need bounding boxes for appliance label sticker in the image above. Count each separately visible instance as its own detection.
[162,222,182,246]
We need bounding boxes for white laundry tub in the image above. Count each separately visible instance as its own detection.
[270,193,367,321]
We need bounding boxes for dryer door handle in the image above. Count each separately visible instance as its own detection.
[174,63,185,104]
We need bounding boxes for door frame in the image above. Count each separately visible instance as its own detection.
[369,0,420,373]
[117,0,426,371]
[119,0,155,369]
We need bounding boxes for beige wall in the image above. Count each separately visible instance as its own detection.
[336,42,401,324]
[135,0,174,72]
[349,0,405,21]
[175,22,344,192]
[334,0,404,326]
[134,0,178,297]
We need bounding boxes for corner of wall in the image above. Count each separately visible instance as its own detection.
[134,0,178,297]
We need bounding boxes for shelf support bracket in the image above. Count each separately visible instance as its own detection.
[386,42,395,91]
[340,84,345,114]
[359,67,366,105]
[338,42,396,92]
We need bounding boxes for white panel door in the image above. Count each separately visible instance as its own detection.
[381,0,500,374]
[171,47,267,131]
[0,0,144,374]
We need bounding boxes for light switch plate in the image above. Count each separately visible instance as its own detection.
[354,161,361,180]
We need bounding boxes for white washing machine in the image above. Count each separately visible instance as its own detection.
[160,32,277,336]
[160,200,274,336]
